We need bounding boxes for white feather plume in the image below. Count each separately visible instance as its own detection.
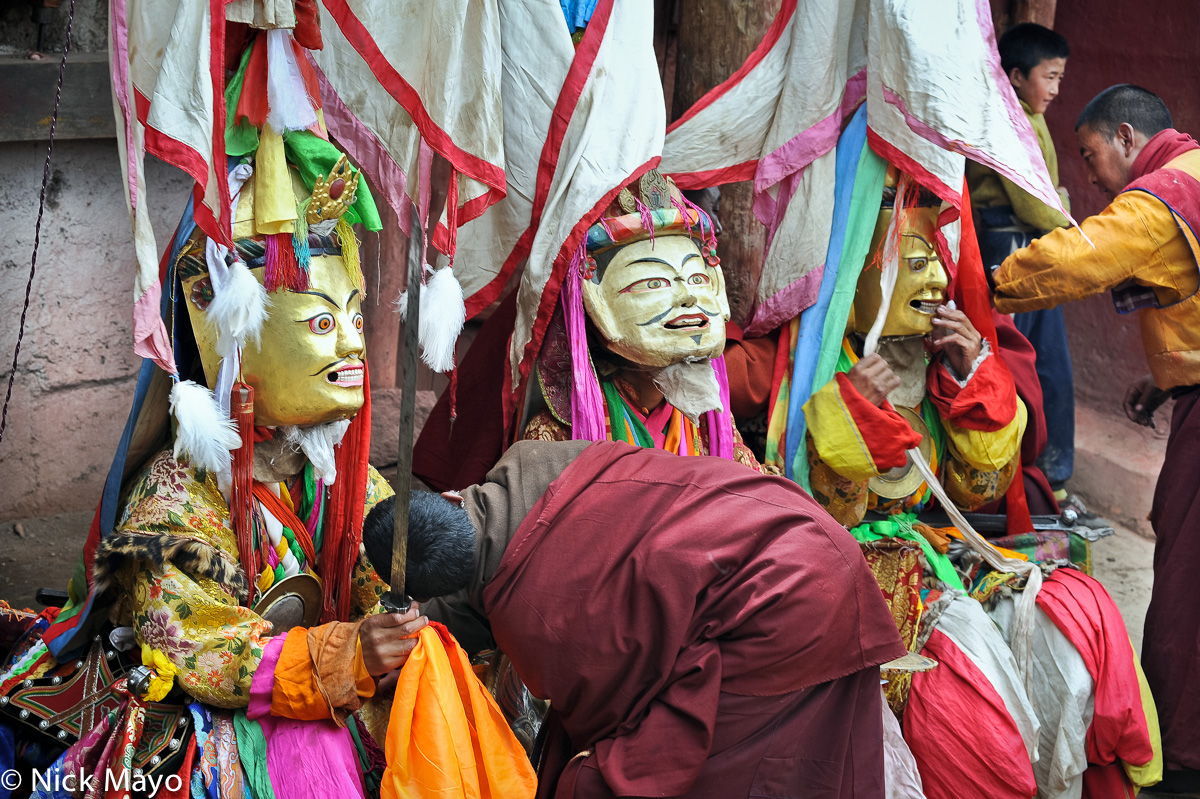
[397,266,465,374]
[206,259,270,356]
[278,420,351,484]
[169,380,241,474]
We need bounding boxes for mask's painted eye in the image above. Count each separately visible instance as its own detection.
[353,313,364,331]
[687,273,711,286]
[908,258,928,272]
[308,313,336,335]
[621,277,671,293]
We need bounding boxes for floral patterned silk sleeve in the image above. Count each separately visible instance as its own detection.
[129,562,272,708]
[111,451,274,707]
[107,450,395,709]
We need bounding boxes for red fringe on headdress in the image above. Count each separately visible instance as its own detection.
[319,364,372,623]
[264,232,308,293]
[230,383,258,605]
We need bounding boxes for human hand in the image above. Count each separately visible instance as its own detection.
[846,353,900,406]
[359,603,427,677]
[1123,374,1166,429]
[928,306,982,377]
[375,668,401,700]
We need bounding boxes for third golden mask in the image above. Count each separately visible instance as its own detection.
[853,201,948,338]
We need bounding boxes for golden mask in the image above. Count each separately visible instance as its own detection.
[853,203,948,338]
[183,254,366,427]
[581,234,730,368]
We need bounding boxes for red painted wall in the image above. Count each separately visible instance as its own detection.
[1039,0,1200,408]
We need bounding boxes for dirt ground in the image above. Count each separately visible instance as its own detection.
[0,508,1158,649]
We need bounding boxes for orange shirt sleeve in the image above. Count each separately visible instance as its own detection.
[994,191,1195,313]
[270,623,375,722]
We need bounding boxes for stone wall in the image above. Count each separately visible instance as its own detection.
[0,0,107,57]
[0,142,191,519]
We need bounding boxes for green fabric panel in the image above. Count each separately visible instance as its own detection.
[283,131,383,232]
[850,511,965,592]
[346,715,383,798]
[600,379,653,448]
[225,46,259,158]
[233,711,277,799]
[812,145,888,394]
[834,341,854,375]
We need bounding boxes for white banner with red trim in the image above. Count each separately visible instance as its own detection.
[110,0,513,370]
[505,0,666,389]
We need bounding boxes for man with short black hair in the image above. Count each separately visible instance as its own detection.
[992,83,1200,793]
[366,439,904,799]
[968,23,1089,520]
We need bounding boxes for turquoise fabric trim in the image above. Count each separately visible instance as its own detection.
[234,710,276,799]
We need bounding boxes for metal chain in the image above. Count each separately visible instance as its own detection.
[0,0,77,447]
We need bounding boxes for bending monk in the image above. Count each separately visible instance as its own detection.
[365,439,904,799]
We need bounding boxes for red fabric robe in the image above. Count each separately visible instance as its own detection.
[480,441,905,798]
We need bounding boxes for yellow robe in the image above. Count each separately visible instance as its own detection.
[994,149,1200,390]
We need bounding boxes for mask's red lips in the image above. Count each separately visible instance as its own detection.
[327,363,365,386]
[664,313,709,330]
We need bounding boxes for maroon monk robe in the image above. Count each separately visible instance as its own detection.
[1145,385,1200,771]
[480,441,905,799]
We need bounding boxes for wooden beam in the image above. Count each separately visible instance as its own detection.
[1012,0,1057,28]
[0,53,115,142]
[670,0,780,325]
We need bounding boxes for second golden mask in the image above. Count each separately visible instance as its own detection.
[183,253,366,428]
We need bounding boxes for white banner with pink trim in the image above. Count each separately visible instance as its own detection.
[661,0,1070,334]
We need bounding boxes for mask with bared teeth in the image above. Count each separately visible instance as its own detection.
[180,168,367,428]
[852,178,948,339]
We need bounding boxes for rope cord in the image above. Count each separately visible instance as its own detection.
[0,0,78,447]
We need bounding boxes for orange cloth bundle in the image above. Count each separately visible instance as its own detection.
[383,622,537,799]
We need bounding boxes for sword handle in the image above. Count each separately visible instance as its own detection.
[380,591,412,615]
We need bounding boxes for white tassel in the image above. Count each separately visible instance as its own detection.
[206,259,270,356]
[278,420,351,484]
[266,29,318,133]
[397,266,465,373]
[169,380,240,474]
